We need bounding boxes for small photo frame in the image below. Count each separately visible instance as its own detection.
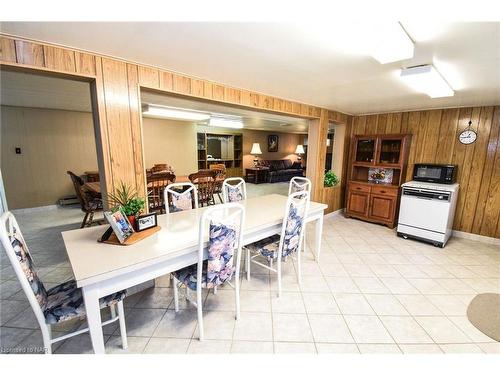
[136,213,158,232]
[268,134,279,152]
[104,207,134,244]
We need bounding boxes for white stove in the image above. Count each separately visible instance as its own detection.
[397,181,459,247]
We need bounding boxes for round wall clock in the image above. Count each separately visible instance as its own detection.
[459,121,477,145]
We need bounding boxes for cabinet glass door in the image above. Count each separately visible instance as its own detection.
[355,139,376,164]
[378,139,402,165]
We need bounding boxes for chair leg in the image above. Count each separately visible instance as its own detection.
[277,259,282,298]
[297,249,302,286]
[197,288,204,341]
[302,226,307,253]
[213,286,218,295]
[246,248,251,281]
[80,213,89,229]
[110,304,117,319]
[43,324,52,354]
[117,300,128,350]
[173,277,180,312]
[235,277,241,320]
[88,211,94,227]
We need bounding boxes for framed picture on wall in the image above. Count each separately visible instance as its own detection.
[268,134,279,152]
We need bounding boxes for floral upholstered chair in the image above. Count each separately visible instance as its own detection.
[244,191,309,297]
[0,212,128,354]
[222,177,247,203]
[288,177,312,253]
[171,203,245,340]
[164,182,198,214]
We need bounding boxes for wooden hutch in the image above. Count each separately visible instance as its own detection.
[345,134,411,228]
[197,132,243,177]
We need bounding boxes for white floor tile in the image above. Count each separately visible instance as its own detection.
[231,340,274,353]
[399,344,443,354]
[316,343,359,353]
[439,343,483,353]
[274,342,317,353]
[358,344,401,353]
[364,294,409,316]
[187,339,231,354]
[380,316,433,344]
[143,338,190,354]
[334,294,374,315]
[415,317,471,344]
[272,313,313,342]
[308,314,354,343]
[271,292,306,314]
[302,293,340,314]
[344,315,394,344]
[233,312,273,341]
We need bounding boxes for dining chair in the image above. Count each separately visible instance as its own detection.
[164,182,198,214]
[288,176,312,252]
[189,170,217,207]
[222,177,247,203]
[209,163,227,203]
[0,212,128,354]
[151,163,175,174]
[244,191,309,297]
[147,172,176,214]
[171,203,245,340]
[67,171,103,228]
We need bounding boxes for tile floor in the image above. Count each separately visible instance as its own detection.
[1,191,500,354]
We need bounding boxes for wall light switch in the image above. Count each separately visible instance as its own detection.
[15,147,21,154]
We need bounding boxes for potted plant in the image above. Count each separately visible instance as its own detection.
[108,182,145,230]
[324,170,339,187]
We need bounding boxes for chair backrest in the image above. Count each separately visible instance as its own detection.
[147,172,176,213]
[197,203,245,289]
[164,182,198,214]
[277,191,309,259]
[288,176,312,195]
[151,163,175,174]
[189,170,216,204]
[67,171,90,211]
[209,163,227,175]
[0,212,48,330]
[210,164,226,194]
[222,177,247,203]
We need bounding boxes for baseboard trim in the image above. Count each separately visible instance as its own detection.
[324,208,344,219]
[12,204,59,214]
[452,230,500,246]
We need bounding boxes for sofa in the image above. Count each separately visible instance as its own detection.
[258,159,304,183]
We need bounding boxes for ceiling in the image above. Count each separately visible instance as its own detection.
[1,22,499,114]
[141,91,309,133]
[0,70,91,112]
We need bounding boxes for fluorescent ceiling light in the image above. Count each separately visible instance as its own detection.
[371,23,414,64]
[209,116,243,129]
[142,104,210,121]
[400,65,454,98]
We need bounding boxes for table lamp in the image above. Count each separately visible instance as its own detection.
[250,142,262,167]
[295,144,305,161]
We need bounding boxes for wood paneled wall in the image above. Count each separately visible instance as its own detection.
[0,34,343,205]
[351,107,500,238]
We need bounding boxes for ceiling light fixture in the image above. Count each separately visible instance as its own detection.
[209,116,244,129]
[142,104,210,121]
[400,64,454,98]
[371,22,414,64]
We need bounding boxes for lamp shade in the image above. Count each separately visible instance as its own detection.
[250,143,262,155]
[295,144,305,155]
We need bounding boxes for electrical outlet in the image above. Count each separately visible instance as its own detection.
[15,147,21,154]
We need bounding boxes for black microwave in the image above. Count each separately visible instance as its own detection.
[413,164,457,184]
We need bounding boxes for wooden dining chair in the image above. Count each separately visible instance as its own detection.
[151,163,175,174]
[244,191,309,297]
[0,212,128,354]
[164,182,198,214]
[189,170,217,207]
[210,163,226,203]
[147,172,175,214]
[171,203,245,340]
[222,177,247,203]
[67,171,102,228]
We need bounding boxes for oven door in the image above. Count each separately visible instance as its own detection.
[413,164,445,183]
[398,188,451,233]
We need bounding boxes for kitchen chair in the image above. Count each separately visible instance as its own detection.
[171,203,245,340]
[147,172,176,214]
[288,176,312,252]
[67,171,103,228]
[189,170,217,207]
[244,191,309,297]
[164,182,198,214]
[0,212,128,354]
[209,163,227,203]
[222,177,247,203]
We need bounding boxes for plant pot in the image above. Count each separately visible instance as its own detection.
[127,215,137,231]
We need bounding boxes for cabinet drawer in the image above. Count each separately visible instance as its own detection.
[349,183,371,193]
[371,185,398,197]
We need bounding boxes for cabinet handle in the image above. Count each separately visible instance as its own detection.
[380,190,386,193]
[356,187,362,190]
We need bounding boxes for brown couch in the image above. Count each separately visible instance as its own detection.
[258,159,304,183]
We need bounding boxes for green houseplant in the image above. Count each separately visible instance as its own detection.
[108,181,145,229]
[324,171,339,187]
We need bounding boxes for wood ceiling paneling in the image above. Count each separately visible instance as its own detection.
[351,106,500,238]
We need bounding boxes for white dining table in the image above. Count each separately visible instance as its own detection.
[62,194,327,353]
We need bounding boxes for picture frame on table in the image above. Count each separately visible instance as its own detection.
[136,213,158,232]
[268,134,279,152]
[103,207,134,244]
